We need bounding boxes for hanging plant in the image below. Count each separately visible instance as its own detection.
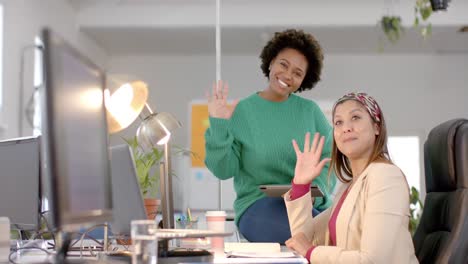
[414,0,433,39]
[380,16,404,44]
[430,0,451,11]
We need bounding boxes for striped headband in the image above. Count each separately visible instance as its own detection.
[333,92,382,122]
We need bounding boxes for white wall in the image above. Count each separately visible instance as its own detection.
[0,0,108,139]
[107,53,468,209]
[108,53,468,145]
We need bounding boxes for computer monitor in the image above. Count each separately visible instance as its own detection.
[109,144,147,236]
[39,28,113,232]
[0,136,41,231]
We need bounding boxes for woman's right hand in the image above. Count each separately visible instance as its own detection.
[285,232,312,257]
[292,132,331,185]
[206,80,239,119]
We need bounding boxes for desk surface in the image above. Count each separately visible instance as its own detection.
[11,240,307,264]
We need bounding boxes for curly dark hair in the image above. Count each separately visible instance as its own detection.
[260,29,324,92]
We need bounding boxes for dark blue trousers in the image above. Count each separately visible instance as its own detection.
[238,197,320,244]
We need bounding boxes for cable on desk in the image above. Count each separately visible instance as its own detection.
[69,232,103,248]
[78,224,107,258]
[8,246,54,264]
[32,230,55,243]
[38,211,56,243]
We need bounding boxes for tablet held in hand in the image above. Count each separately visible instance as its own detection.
[259,184,324,197]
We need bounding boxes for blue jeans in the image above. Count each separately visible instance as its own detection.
[238,197,320,244]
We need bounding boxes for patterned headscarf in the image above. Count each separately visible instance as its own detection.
[333,92,382,122]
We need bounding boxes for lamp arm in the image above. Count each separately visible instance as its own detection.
[139,103,156,121]
[159,142,174,229]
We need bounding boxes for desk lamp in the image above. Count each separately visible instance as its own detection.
[105,80,148,134]
[105,81,181,230]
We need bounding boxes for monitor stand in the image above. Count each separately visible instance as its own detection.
[25,255,128,264]
[158,249,213,264]
[97,238,213,264]
[59,259,128,264]
[99,249,213,264]
[51,232,128,264]
[157,239,213,264]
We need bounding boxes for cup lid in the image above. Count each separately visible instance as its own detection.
[205,211,227,217]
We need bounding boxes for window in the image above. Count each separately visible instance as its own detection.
[387,136,421,190]
[32,37,43,136]
[0,5,3,106]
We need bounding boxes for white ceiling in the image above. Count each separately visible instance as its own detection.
[69,0,468,55]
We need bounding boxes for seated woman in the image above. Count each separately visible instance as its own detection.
[284,92,418,263]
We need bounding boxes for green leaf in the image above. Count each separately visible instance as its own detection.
[380,16,404,44]
[426,23,432,37]
[408,186,424,235]
[421,7,432,21]
[123,137,196,198]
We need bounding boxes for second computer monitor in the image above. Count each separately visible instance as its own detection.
[109,144,147,236]
[0,136,41,230]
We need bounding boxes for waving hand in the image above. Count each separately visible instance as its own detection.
[206,80,239,119]
[292,132,331,185]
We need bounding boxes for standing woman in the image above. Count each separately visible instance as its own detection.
[205,29,336,243]
[285,93,418,263]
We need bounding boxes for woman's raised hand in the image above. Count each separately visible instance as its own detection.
[206,80,239,119]
[292,132,331,185]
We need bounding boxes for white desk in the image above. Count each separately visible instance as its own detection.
[10,240,307,264]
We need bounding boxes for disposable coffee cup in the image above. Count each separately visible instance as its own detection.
[205,211,226,256]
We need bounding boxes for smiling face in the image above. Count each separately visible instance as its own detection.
[333,100,380,161]
[265,48,308,101]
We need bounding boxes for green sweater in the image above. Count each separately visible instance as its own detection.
[205,93,336,225]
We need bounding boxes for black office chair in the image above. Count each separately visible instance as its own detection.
[413,118,468,264]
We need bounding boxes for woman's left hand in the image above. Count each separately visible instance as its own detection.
[285,232,313,257]
[292,132,331,184]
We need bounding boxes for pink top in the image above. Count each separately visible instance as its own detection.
[328,186,351,246]
[290,182,351,262]
[290,181,311,200]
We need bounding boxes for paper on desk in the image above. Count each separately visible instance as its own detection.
[215,256,308,264]
[225,251,296,258]
[224,242,281,253]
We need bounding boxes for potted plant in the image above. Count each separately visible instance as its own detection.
[409,186,424,235]
[380,16,404,44]
[414,0,433,39]
[123,136,163,220]
[124,136,195,220]
[429,0,450,11]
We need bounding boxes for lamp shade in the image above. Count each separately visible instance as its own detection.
[105,81,148,134]
[136,112,182,152]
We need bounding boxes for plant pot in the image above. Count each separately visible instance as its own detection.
[430,0,450,11]
[380,16,403,44]
[144,198,161,220]
[116,237,132,246]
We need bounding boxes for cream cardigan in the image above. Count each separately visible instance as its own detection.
[285,162,419,264]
